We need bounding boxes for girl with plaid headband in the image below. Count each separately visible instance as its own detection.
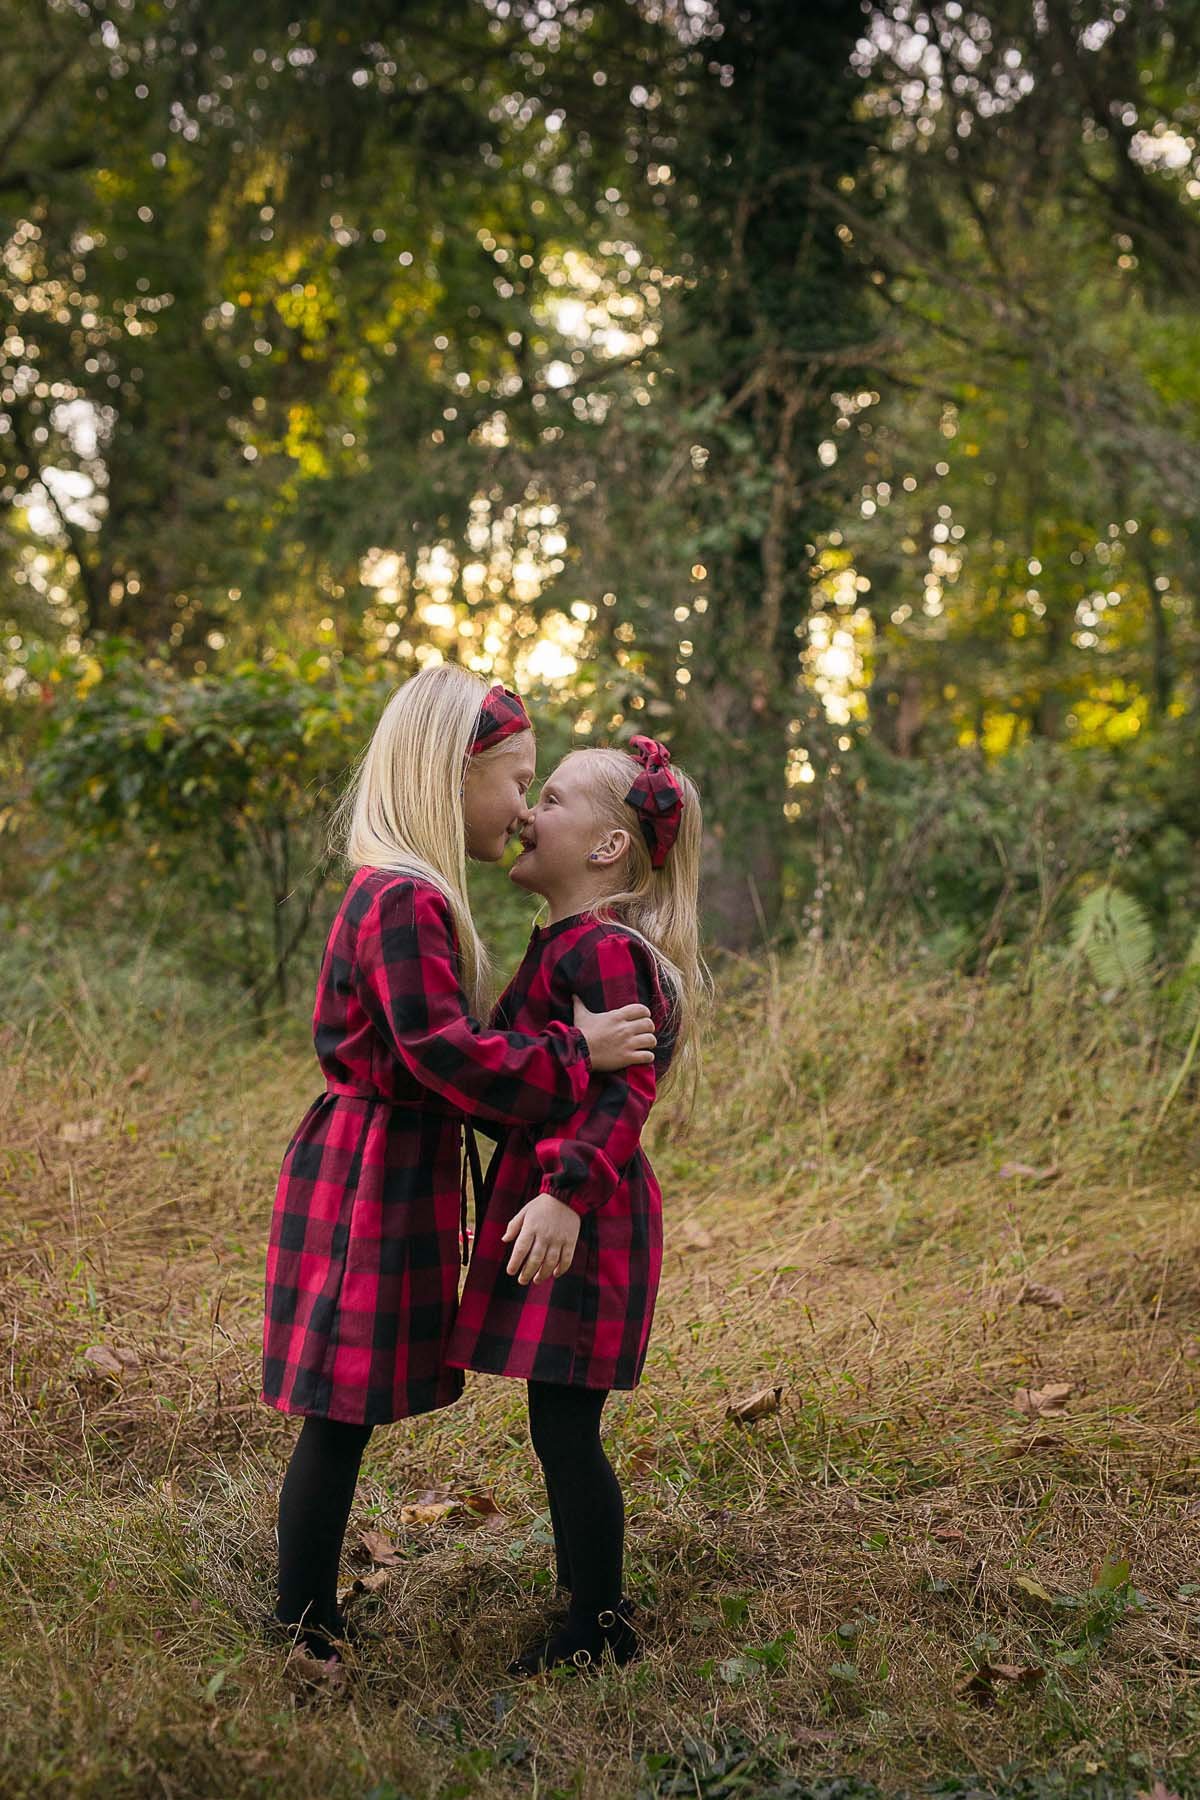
[446,736,707,1675]
[261,666,657,1666]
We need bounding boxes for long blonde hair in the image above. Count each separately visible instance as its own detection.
[332,663,497,1012]
[568,746,710,1103]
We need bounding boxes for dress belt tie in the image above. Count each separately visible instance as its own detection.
[322,1080,480,1260]
[323,1079,460,1119]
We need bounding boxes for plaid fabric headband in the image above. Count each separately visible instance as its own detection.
[625,734,684,868]
[469,684,531,756]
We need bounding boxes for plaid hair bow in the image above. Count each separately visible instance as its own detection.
[470,684,531,756]
[625,734,684,868]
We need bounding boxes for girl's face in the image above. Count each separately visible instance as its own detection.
[462,731,536,862]
[510,752,603,895]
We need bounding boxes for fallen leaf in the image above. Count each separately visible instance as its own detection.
[1017,1283,1065,1309]
[931,1525,969,1546]
[284,1646,347,1690]
[358,1529,401,1566]
[1092,1556,1131,1593]
[1015,1381,1073,1418]
[1009,1432,1063,1458]
[1137,1781,1183,1800]
[627,1443,659,1479]
[956,1660,1044,1705]
[61,1118,104,1144]
[463,1492,502,1517]
[351,1566,393,1595]
[1012,1573,1056,1605]
[83,1345,125,1380]
[399,1498,460,1526]
[681,1217,714,1250]
[127,1063,151,1088]
[998,1162,1060,1183]
[726,1385,783,1424]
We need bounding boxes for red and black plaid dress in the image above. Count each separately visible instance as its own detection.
[261,869,593,1427]
[445,914,673,1392]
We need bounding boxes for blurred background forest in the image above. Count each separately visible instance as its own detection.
[3,0,1199,1011]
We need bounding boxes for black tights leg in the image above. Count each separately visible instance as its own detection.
[516,1382,638,1672]
[546,1478,572,1592]
[275,1415,372,1656]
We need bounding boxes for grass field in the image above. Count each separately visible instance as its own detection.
[2,939,1199,1799]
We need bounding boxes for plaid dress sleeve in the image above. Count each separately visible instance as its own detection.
[533,931,662,1217]
[357,879,592,1124]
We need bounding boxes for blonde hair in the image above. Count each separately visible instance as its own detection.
[332,663,500,1013]
[567,746,710,1104]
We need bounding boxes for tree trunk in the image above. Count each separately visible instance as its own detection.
[661,0,875,949]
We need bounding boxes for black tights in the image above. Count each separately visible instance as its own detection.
[275,1415,372,1655]
[273,1387,620,1659]
[527,1381,623,1620]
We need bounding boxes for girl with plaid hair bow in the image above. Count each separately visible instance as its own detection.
[261,666,657,1666]
[446,735,707,1676]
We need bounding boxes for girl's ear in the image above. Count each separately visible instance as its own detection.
[588,828,631,868]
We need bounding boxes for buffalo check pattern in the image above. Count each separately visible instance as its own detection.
[261,868,593,1427]
[445,914,674,1392]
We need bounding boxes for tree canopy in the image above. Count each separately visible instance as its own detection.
[3,0,1199,949]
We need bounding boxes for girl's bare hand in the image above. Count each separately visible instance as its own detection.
[502,1194,582,1285]
[574,996,656,1070]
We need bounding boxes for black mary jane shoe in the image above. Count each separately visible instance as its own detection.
[507,1599,641,1679]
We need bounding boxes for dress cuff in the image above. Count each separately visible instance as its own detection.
[540,1181,591,1218]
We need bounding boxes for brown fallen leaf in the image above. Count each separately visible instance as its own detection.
[347,1566,394,1597]
[284,1646,347,1691]
[358,1529,401,1566]
[956,1660,1044,1705]
[83,1345,125,1380]
[1015,1381,1073,1418]
[681,1217,714,1250]
[1017,1283,1065,1309]
[61,1118,104,1144]
[998,1162,1060,1183]
[1009,1432,1063,1458]
[627,1443,659,1479]
[127,1062,151,1088]
[399,1498,460,1526]
[1137,1781,1184,1800]
[931,1525,969,1547]
[726,1385,783,1424]
[463,1492,502,1517]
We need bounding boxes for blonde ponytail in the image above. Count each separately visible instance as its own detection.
[331,663,493,1012]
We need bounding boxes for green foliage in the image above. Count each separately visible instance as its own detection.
[32,644,386,1007]
[1070,888,1156,993]
[3,0,1200,957]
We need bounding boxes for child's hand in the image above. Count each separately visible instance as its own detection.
[574,995,656,1071]
[502,1193,582,1285]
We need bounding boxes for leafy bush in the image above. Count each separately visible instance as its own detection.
[791,732,1200,971]
[30,643,387,1011]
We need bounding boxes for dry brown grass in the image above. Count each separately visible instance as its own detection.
[2,941,1199,1799]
